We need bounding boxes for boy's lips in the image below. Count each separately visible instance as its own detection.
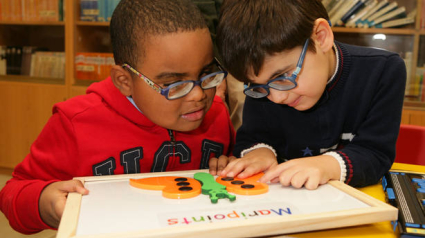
[181,108,205,121]
[287,97,301,107]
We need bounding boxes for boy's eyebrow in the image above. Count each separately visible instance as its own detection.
[155,60,216,81]
[155,72,189,81]
[202,59,216,69]
[268,64,293,80]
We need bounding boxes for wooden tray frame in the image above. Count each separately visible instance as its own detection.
[57,170,398,238]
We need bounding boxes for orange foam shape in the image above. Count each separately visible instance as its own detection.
[130,176,202,199]
[216,172,268,195]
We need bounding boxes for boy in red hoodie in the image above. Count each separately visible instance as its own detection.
[0,0,235,234]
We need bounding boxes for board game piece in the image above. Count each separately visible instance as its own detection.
[216,172,268,195]
[129,176,201,199]
[193,172,236,203]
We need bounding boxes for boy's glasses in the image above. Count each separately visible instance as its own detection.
[243,39,309,99]
[122,60,227,100]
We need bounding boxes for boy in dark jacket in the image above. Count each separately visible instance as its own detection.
[217,0,406,190]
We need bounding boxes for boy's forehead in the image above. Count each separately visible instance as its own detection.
[136,29,214,73]
[247,48,300,82]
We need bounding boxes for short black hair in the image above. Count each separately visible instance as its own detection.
[217,0,329,83]
[110,0,208,67]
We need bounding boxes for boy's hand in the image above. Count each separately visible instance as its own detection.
[39,180,89,228]
[259,155,341,190]
[209,155,237,175]
[220,148,278,179]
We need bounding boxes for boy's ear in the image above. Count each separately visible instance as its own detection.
[312,18,334,53]
[111,65,133,96]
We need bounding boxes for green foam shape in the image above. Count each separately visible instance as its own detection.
[194,172,236,203]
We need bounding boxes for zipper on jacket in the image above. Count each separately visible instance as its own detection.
[168,129,176,168]
[168,129,176,146]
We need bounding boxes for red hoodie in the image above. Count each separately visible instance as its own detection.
[0,78,235,234]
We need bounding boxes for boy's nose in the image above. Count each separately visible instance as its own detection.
[186,85,206,101]
[267,88,289,104]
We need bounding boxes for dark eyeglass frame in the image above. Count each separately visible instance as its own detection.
[243,39,310,99]
[122,58,227,100]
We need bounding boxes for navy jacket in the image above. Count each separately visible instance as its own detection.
[235,42,406,187]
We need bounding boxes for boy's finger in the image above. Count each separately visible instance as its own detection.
[216,155,231,174]
[259,164,289,183]
[237,165,262,179]
[226,160,246,177]
[304,176,320,190]
[219,159,238,176]
[208,157,219,175]
[228,156,238,164]
[289,172,308,189]
[278,167,300,187]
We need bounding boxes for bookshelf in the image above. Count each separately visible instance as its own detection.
[0,0,424,169]
[329,0,425,125]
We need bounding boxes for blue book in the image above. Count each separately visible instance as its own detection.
[340,0,367,24]
[106,0,113,22]
[80,0,88,21]
[90,0,99,21]
[98,0,106,22]
[81,0,99,21]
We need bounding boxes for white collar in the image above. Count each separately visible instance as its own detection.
[327,43,339,85]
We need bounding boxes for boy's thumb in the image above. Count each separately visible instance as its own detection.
[62,180,89,195]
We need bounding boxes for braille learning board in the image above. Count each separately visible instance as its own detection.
[57,169,397,238]
[383,171,425,237]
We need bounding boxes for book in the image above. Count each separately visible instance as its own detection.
[374,16,415,28]
[97,0,106,22]
[20,46,36,76]
[321,0,334,10]
[419,66,425,102]
[374,9,416,28]
[12,0,22,21]
[58,0,63,21]
[89,0,99,21]
[6,46,21,75]
[338,0,368,25]
[27,51,65,78]
[15,47,22,75]
[404,52,413,96]
[370,6,406,27]
[27,0,37,21]
[2,0,10,21]
[367,1,398,22]
[328,0,346,17]
[0,46,6,75]
[356,0,389,27]
[330,0,358,26]
[346,0,378,27]
[5,47,12,75]
[422,0,425,29]
[75,52,114,81]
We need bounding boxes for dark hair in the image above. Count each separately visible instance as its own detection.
[217,0,329,83]
[110,0,208,66]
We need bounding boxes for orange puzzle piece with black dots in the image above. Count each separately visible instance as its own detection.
[129,176,202,199]
[216,172,268,195]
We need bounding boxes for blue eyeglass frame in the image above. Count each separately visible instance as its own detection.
[122,59,228,100]
[244,39,310,98]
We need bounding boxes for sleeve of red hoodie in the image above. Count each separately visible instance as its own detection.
[0,109,78,234]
